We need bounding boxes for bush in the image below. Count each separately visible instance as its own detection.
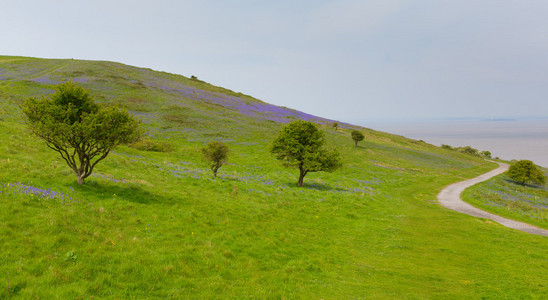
[506,160,546,186]
[481,151,492,159]
[441,144,492,159]
[441,144,454,150]
[457,146,479,156]
[130,138,174,152]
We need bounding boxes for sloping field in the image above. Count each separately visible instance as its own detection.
[1,56,547,298]
[463,169,548,230]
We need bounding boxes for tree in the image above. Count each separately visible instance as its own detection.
[506,160,546,186]
[202,141,229,179]
[270,120,342,187]
[22,81,141,184]
[332,122,339,131]
[351,130,365,146]
[481,150,492,159]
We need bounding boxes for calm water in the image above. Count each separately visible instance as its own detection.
[361,119,548,168]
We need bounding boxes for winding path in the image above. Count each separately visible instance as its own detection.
[437,162,548,236]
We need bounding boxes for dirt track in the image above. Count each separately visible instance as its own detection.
[437,162,548,236]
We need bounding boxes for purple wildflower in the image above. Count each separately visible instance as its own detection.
[0,182,82,204]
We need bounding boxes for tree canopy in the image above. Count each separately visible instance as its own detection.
[480,151,492,159]
[506,160,546,186]
[202,141,229,179]
[22,81,141,184]
[351,130,365,146]
[270,120,342,187]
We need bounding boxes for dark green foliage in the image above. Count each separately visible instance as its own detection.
[506,160,547,186]
[332,122,338,131]
[481,150,492,159]
[441,144,453,150]
[21,82,141,184]
[351,130,365,146]
[270,120,342,187]
[202,141,229,178]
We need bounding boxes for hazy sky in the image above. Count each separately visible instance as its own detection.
[2,0,548,122]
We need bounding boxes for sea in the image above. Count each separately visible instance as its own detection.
[359,119,548,168]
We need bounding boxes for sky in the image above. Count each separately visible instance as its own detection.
[2,0,548,122]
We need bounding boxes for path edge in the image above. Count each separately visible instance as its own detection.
[437,161,548,236]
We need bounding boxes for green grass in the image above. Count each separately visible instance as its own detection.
[1,56,548,298]
[462,171,548,229]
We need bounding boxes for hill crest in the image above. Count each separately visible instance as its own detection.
[0,55,344,128]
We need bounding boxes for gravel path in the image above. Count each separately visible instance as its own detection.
[437,162,548,236]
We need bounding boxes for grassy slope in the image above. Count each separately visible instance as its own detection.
[462,170,548,229]
[1,56,547,298]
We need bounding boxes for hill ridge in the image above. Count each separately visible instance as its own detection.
[0,55,347,128]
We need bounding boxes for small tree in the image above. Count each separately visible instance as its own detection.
[202,141,229,179]
[481,150,492,159]
[270,120,342,187]
[506,160,546,186]
[351,130,365,146]
[22,81,141,184]
[332,122,339,131]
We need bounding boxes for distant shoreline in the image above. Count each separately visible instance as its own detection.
[359,119,548,168]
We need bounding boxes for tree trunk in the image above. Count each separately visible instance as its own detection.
[297,166,306,187]
[355,140,358,146]
[298,172,305,187]
[77,173,85,185]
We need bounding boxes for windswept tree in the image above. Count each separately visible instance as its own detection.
[22,81,141,184]
[506,160,546,186]
[332,122,339,131]
[351,130,365,146]
[270,120,342,187]
[202,141,229,179]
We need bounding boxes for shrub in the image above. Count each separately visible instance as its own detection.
[130,138,174,152]
[202,141,229,179]
[457,146,479,156]
[481,151,492,159]
[506,160,546,186]
[441,144,492,159]
[441,144,454,150]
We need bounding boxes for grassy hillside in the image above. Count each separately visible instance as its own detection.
[463,170,548,229]
[1,56,547,298]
